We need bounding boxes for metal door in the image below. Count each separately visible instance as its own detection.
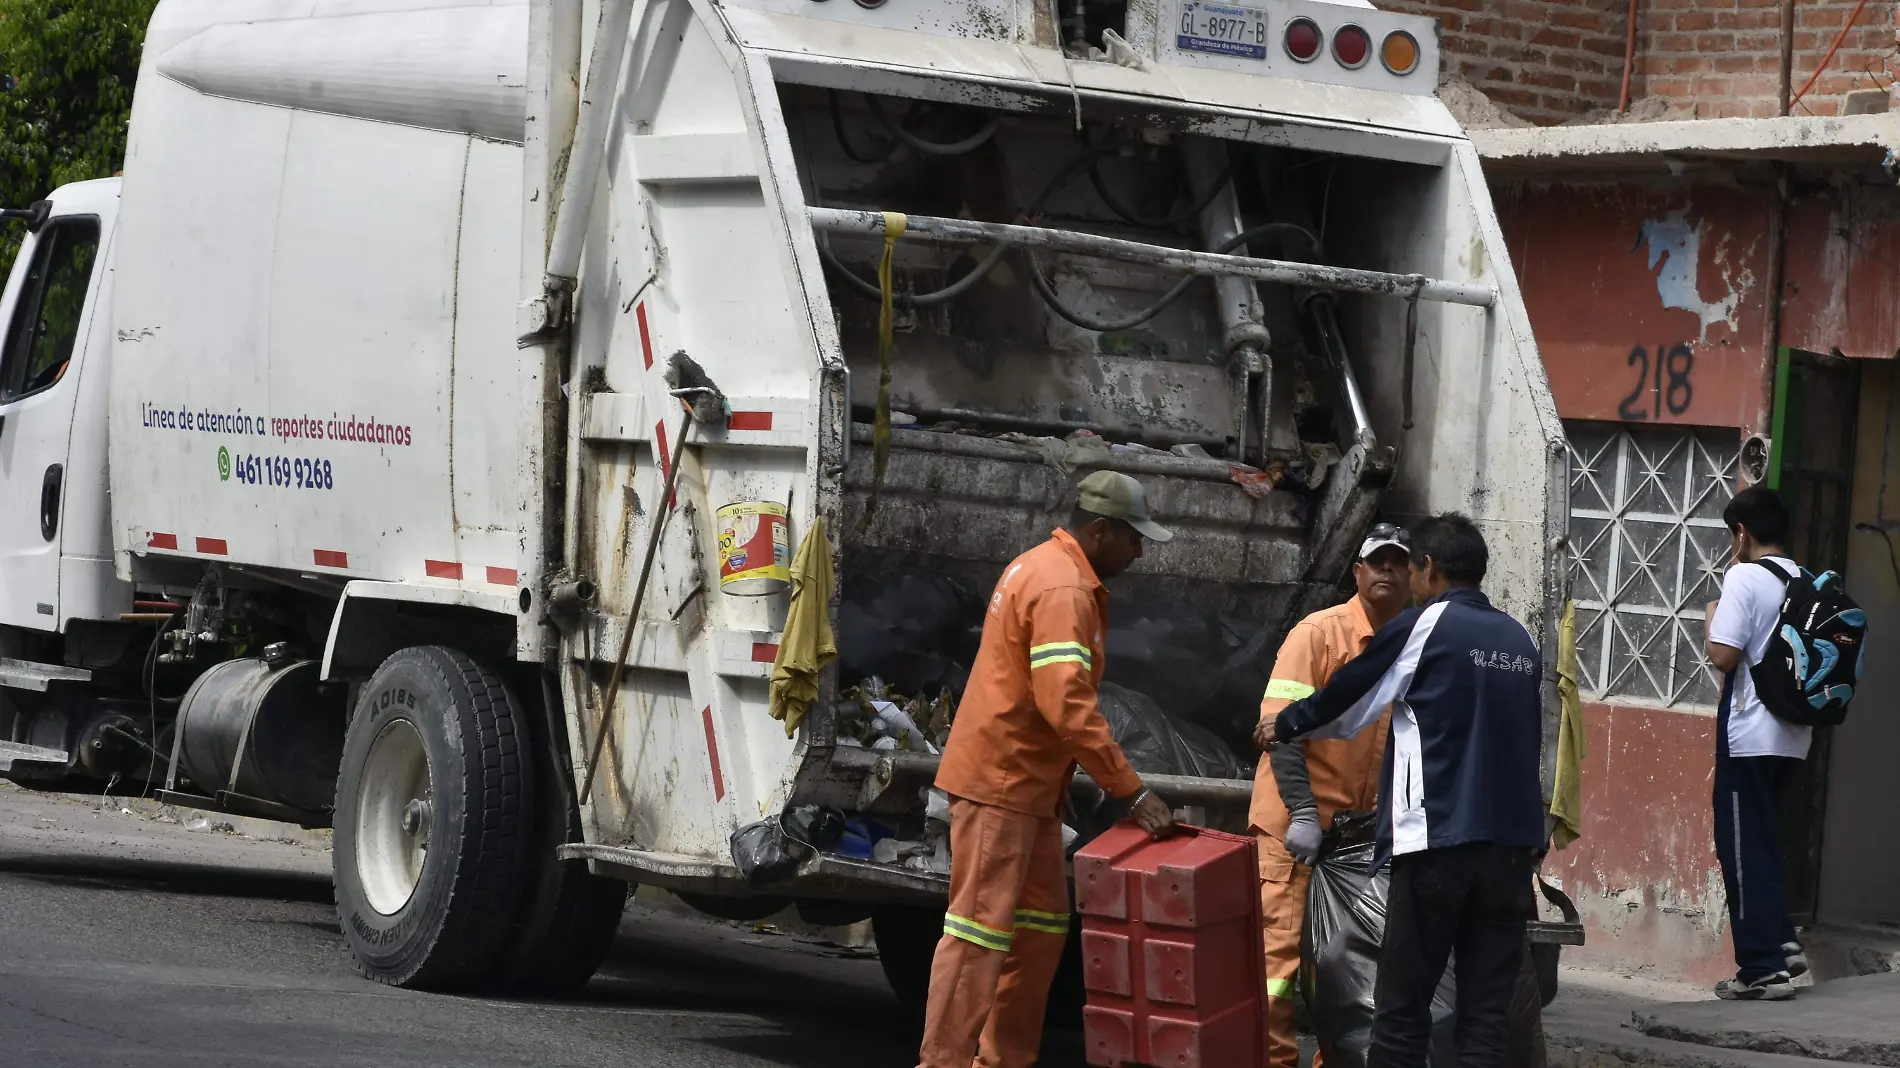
[0,206,106,631]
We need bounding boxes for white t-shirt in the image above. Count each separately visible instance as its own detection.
[1708,555,1812,760]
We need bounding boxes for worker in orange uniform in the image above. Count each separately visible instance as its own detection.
[1249,523,1414,1068]
[923,470,1179,1068]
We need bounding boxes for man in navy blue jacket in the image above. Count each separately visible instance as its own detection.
[1271,513,1544,1068]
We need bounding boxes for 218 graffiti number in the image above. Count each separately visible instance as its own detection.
[1617,343,1694,420]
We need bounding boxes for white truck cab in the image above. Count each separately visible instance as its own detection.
[0,0,1571,999]
[0,181,124,638]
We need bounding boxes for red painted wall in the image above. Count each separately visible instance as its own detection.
[1498,183,1772,430]
[1782,189,1900,361]
[1547,702,1734,985]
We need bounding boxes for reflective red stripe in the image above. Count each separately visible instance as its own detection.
[654,419,676,507]
[486,566,518,587]
[751,642,779,663]
[701,705,725,801]
[728,411,773,432]
[425,559,463,579]
[637,302,654,370]
[313,549,348,568]
[147,532,178,550]
[196,538,228,556]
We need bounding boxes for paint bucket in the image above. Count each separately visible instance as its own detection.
[717,501,791,596]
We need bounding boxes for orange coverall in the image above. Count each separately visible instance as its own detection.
[1252,595,1390,1068]
[926,528,1145,1068]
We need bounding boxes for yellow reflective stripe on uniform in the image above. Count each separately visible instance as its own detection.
[1263,678,1317,701]
[943,913,1013,951]
[1013,909,1071,935]
[1265,976,1295,998]
[1029,642,1093,670]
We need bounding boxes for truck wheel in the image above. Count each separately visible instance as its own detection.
[491,673,629,995]
[872,904,943,1015]
[871,905,1086,1029]
[333,646,533,989]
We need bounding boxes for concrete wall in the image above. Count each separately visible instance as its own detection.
[1818,361,1900,924]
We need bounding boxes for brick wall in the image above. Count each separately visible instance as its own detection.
[1636,0,1898,119]
[1375,0,1900,124]
[1377,0,1630,124]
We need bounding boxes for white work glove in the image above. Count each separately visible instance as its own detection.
[1284,808,1322,866]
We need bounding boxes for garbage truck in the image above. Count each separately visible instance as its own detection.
[0,0,1571,999]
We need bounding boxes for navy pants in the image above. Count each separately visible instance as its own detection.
[1713,677,1801,982]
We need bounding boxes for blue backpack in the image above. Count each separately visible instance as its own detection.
[1749,559,1865,727]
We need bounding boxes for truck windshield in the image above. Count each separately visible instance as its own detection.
[0,217,100,403]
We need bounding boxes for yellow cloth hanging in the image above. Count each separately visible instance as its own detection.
[1550,599,1587,849]
[769,516,838,737]
[859,211,905,532]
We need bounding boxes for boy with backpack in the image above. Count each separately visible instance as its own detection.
[1704,486,1864,1001]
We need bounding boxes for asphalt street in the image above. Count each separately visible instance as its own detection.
[0,783,1089,1068]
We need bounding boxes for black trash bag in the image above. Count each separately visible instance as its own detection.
[838,572,983,696]
[730,805,846,884]
[1097,682,1242,780]
[1303,811,1458,1068]
[1103,600,1275,754]
[782,804,846,851]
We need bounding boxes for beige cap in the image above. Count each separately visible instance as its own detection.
[1076,470,1173,542]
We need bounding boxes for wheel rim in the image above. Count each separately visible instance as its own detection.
[356,718,433,915]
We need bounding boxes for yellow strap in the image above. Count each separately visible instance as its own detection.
[1264,678,1316,701]
[1265,976,1295,998]
[944,913,1012,951]
[859,211,907,532]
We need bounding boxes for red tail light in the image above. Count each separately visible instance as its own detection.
[1332,24,1370,68]
[1284,17,1322,62]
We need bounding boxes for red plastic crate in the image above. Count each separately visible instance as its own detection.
[1073,823,1266,1068]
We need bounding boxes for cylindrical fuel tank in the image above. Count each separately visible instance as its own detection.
[176,659,346,813]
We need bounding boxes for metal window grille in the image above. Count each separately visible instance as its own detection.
[1565,421,1739,708]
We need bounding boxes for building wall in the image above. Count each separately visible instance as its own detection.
[1376,0,1630,123]
[1500,173,1900,980]
[1633,0,1899,119]
[1376,0,1899,124]
[1552,702,1731,985]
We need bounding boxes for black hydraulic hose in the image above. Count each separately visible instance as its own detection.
[817,147,1111,308]
[1024,221,1321,333]
[828,90,898,166]
[866,93,1000,156]
[817,240,1012,308]
[1087,154,1235,230]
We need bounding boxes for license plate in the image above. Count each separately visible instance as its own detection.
[1176,1,1269,60]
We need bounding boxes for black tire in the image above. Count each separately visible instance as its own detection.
[491,672,629,995]
[333,646,533,989]
[872,904,943,1015]
[871,904,1085,1032]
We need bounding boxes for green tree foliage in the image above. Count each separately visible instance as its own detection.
[0,0,157,262]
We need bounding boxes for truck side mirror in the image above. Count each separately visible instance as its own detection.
[0,201,53,232]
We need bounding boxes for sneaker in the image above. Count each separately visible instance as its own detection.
[1715,972,1795,1001]
[1783,942,1809,978]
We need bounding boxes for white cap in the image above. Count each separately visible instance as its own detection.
[1357,523,1410,562]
